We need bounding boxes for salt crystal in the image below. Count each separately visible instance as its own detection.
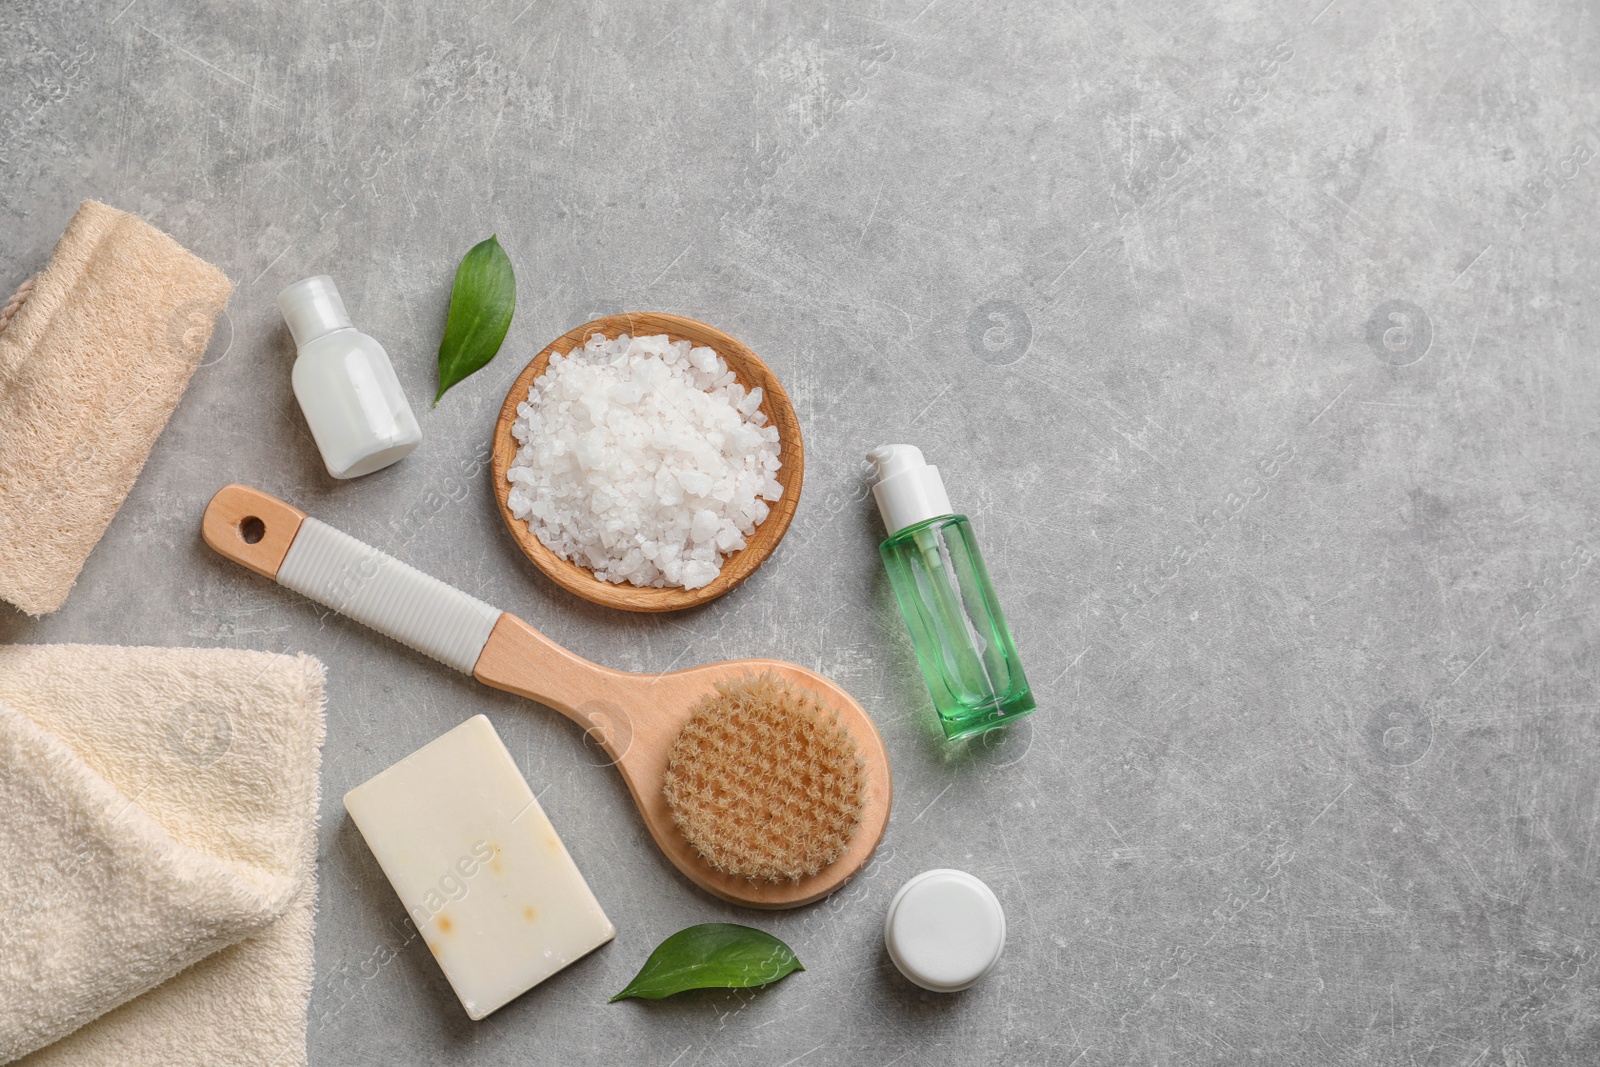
[691,509,720,543]
[678,469,713,496]
[680,560,719,589]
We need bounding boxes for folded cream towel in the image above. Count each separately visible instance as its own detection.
[0,201,232,615]
[0,645,324,1066]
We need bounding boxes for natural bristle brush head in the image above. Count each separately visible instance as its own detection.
[661,672,866,883]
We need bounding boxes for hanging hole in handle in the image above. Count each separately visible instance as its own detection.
[239,516,266,544]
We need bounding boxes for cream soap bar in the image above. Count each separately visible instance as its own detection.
[344,715,615,1019]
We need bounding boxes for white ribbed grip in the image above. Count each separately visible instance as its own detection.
[276,517,502,674]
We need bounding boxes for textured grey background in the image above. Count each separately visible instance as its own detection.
[3,0,1599,1063]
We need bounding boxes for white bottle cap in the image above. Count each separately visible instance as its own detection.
[883,869,1006,992]
[867,444,953,535]
[278,275,353,347]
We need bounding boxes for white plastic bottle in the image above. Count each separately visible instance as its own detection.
[278,276,422,479]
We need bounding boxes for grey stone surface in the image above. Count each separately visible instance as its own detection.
[4,0,1600,1063]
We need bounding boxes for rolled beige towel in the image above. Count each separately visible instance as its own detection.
[0,201,232,615]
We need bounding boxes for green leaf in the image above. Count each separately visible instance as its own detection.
[609,923,803,1002]
[434,234,516,406]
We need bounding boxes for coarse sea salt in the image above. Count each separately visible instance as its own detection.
[506,333,783,590]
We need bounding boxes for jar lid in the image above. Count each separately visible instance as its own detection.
[883,869,1005,992]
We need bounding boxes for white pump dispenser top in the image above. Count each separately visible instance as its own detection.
[867,444,953,535]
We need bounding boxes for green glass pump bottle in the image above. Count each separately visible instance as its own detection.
[867,445,1034,740]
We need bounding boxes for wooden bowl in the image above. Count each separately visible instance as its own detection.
[492,313,804,612]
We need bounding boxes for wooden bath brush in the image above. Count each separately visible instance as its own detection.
[202,484,891,908]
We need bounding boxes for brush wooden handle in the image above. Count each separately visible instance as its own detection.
[204,485,630,740]
[201,484,894,908]
[204,485,502,675]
